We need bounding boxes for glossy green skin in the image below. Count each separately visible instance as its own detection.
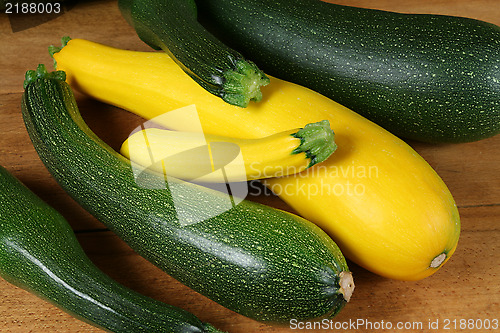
[0,165,221,333]
[197,0,500,143]
[21,75,350,323]
[118,0,269,107]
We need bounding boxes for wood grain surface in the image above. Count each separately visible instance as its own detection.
[1,0,499,332]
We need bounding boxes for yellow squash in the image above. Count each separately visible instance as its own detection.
[53,38,460,280]
[121,120,337,182]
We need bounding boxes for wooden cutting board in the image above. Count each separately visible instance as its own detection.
[0,0,498,332]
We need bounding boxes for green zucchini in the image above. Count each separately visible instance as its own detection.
[196,0,500,143]
[118,0,269,107]
[21,65,354,323]
[0,164,223,333]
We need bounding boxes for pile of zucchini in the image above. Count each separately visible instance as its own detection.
[4,0,499,331]
[15,65,352,330]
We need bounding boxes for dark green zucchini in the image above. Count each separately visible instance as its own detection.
[21,65,354,323]
[196,0,500,143]
[0,164,223,333]
[118,0,269,107]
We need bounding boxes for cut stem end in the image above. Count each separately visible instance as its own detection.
[339,271,355,302]
[222,59,270,107]
[430,253,447,268]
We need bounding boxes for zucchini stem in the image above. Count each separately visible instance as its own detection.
[292,120,337,167]
[222,59,270,107]
[24,64,66,89]
[48,36,71,68]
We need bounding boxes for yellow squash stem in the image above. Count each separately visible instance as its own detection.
[121,120,337,182]
[52,38,461,280]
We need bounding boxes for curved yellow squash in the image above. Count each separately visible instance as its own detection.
[120,124,335,182]
[54,38,460,280]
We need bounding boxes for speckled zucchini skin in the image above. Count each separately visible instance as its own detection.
[197,0,500,143]
[21,73,351,322]
[0,165,222,333]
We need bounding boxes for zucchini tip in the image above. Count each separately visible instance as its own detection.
[430,253,447,269]
[339,271,355,302]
